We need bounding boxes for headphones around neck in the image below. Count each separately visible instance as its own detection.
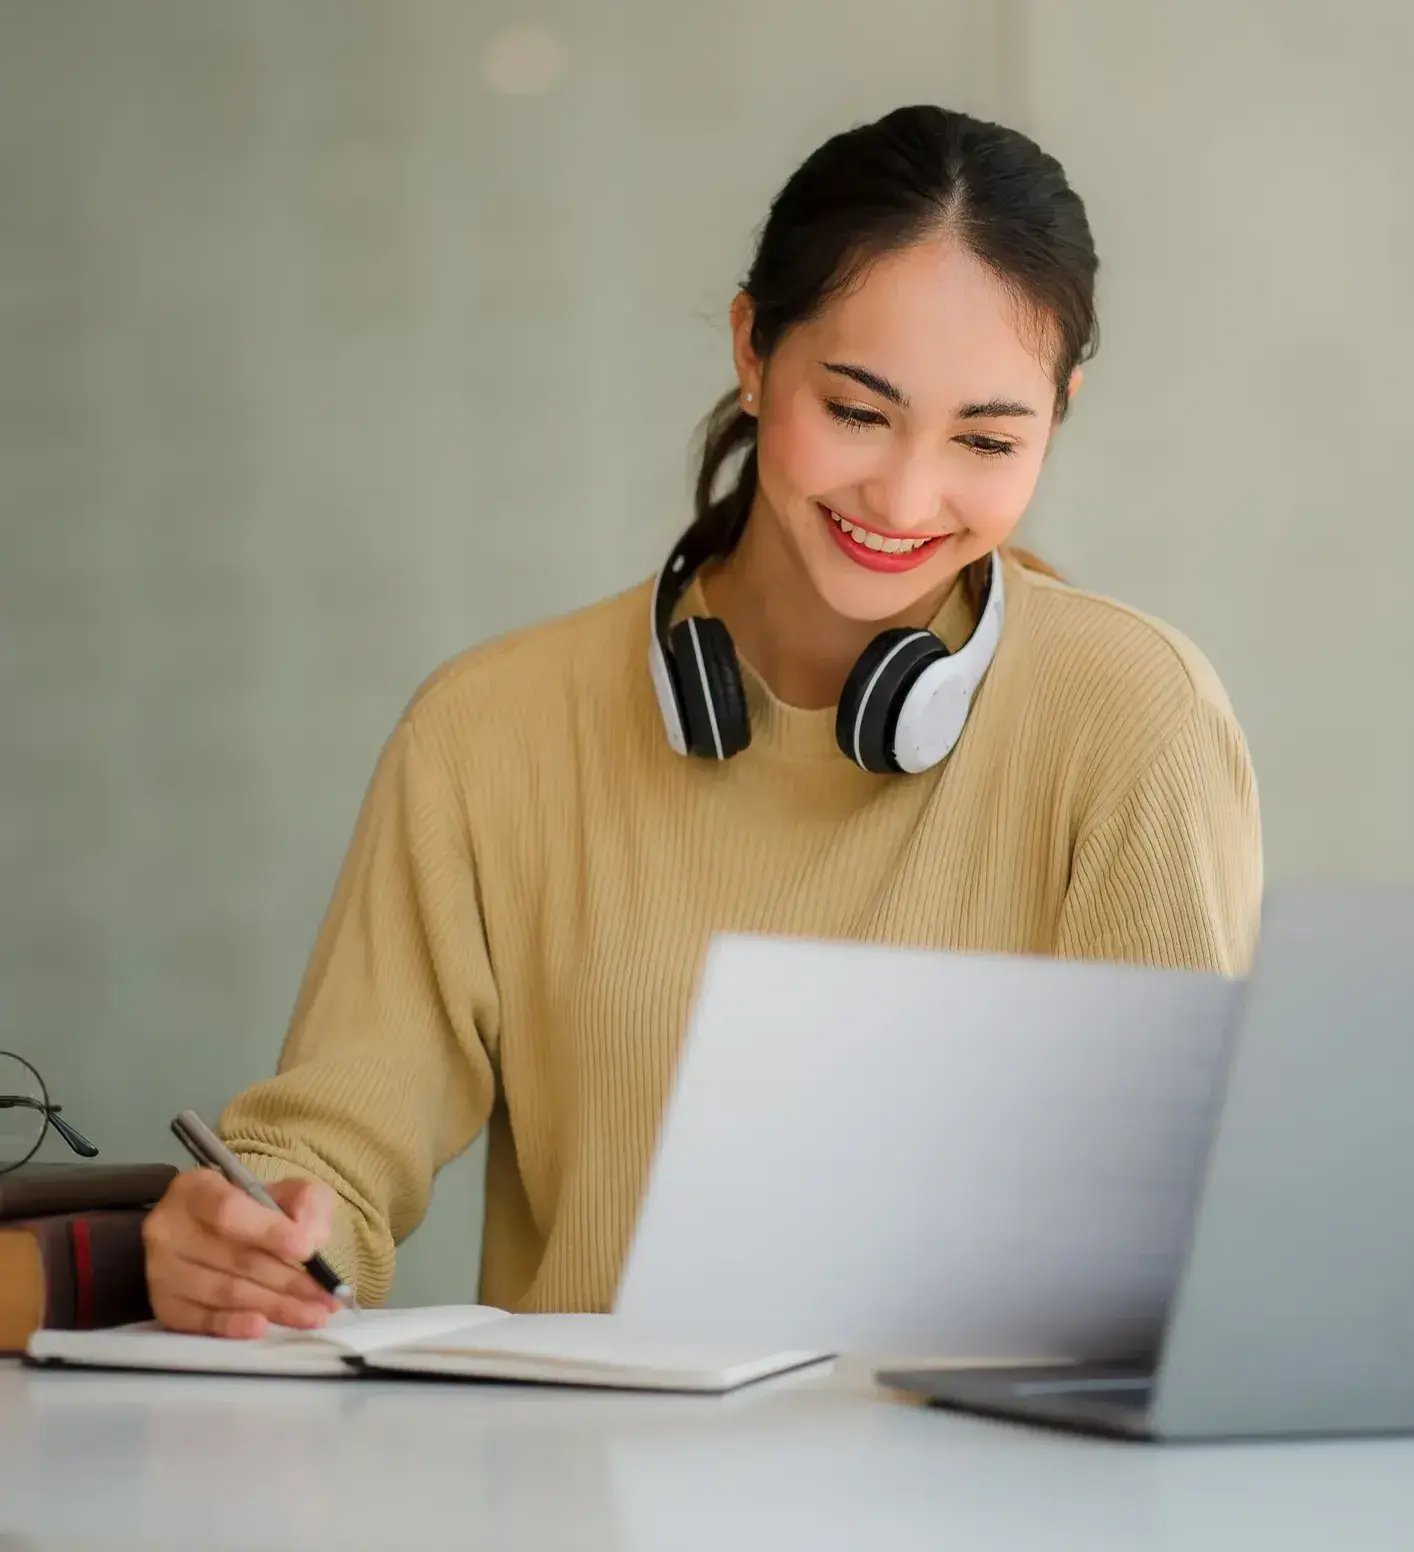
[648,525,1006,774]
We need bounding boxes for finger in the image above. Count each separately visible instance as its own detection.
[179,1229,343,1310]
[155,1293,269,1341]
[166,1262,334,1331]
[268,1178,335,1245]
[187,1173,309,1260]
[146,1204,328,1310]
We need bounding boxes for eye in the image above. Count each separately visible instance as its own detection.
[958,435,1016,458]
[824,400,886,432]
[826,400,1017,457]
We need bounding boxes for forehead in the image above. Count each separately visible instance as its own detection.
[798,237,1055,399]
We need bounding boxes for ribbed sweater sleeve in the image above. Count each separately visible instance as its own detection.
[218,714,498,1305]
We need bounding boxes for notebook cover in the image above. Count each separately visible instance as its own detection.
[0,1162,177,1220]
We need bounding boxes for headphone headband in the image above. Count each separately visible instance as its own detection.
[941,547,1005,695]
[651,525,719,659]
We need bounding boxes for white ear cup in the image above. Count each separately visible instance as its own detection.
[648,533,749,760]
[888,553,1005,772]
[835,550,1007,773]
[890,662,973,774]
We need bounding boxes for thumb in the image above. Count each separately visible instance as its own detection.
[266,1177,335,1252]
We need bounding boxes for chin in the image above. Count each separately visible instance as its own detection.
[804,551,965,626]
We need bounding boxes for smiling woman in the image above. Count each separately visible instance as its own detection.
[690,111,1097,708]
[144,105,1261,1335]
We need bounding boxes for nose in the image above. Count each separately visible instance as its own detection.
[859,444,950,535]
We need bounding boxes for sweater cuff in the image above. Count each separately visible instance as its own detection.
[232,1149,365,1303]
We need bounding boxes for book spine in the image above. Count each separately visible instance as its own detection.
[35,1217,77,1328]
[80,1209,156,1328]
[1,1210,154,1345]
[72,1216,95,1328]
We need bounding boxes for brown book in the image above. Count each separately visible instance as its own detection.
[0,1162,177,1221]
[0,1209,156,1354]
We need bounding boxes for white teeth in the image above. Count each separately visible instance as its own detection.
[826,509,931,553]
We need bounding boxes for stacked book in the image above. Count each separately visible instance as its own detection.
[0,1163,176,1354]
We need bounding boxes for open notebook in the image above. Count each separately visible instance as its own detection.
[24,1305,831,1393]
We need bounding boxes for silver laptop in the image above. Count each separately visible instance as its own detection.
[616,927,1243,1363]
[877,883,1414,1440]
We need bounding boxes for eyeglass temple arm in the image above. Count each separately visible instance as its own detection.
[0,1096,99,1158]
[47,1110,100,1158]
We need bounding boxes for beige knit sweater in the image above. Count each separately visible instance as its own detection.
[220,554,1262,1308]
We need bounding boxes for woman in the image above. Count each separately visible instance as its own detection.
[143,105,1262,1338]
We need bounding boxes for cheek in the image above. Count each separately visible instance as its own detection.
[954,451,1046,538]
[757,400,852,501]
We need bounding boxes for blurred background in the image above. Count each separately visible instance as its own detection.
[3,1,1410,1304]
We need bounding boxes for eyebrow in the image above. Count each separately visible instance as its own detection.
[820,361,1038,419]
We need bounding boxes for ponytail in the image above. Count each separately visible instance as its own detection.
[690,388,758,555]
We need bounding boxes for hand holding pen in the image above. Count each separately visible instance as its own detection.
[142,1110,358,1339]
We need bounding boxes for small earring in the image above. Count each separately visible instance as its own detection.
[745,392,754,404]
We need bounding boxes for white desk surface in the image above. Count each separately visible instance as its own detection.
[3,1354,1413,1551]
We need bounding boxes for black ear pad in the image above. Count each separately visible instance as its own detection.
[668,615,751,759]
[835,628,948,773]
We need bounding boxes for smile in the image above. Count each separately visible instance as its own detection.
[817,504,950,573]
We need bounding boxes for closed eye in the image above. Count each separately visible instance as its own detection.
[826,402,1016,458]
[824,400,886,431]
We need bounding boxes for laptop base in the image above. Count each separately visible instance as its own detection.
[875,1364,1158,1441]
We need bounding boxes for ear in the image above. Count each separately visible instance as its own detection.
[1043,367,1085,457]
[729,291,763,414]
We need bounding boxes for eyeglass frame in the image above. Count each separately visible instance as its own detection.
[0,1050,100,1175]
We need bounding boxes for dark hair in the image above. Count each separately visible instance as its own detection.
[691,104,1099,611]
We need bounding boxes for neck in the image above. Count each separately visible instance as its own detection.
[700,495,958,711]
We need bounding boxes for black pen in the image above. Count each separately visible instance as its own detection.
[170,1109,359,1310]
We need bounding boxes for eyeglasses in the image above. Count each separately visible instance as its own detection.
[0,1050,99,1176]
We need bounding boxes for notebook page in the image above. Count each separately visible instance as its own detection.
[25,1321,348,1375]
[300,1304,506,1357]
[395,1313,821,1376]
[25,1306,507,1373]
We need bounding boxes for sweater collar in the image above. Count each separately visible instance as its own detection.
[674,561,992,763]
